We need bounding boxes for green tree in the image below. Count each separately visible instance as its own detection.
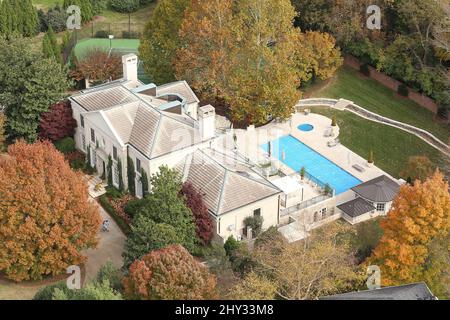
[20,0,39,37]
[127,156,136,196]
[140,169,149,196]
[124,215,182,266]
[34,262,123,300]
[136,166,197,251]
[225,0,301,125]
[0,37,70,142]
[0,0,38,38]
[139,0,190,84]
[42,26,62,64]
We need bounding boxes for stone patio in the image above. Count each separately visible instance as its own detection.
[231,112,395,188]
[84,175,107,198]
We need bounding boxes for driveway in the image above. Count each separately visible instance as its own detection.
[83,198,126,283]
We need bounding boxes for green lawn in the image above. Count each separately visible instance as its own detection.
[311,107,443,178]
[309,66,449,142]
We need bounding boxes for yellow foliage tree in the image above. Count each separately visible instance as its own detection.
[228,271,277,300]
[367,170,450,290]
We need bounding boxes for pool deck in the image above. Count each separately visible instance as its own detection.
[232,112,398,195]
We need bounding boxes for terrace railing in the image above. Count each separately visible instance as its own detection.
[280,194,332,216]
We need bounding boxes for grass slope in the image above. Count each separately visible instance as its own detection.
[311,107,442,178]
[309,66,449,142]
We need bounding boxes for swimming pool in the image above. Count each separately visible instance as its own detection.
[298,124,314,132]
[262,135,361,195]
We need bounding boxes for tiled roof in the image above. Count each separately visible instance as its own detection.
[177,149,281,216]
[103,102,140,143]
[320,283,436,300]
[157,80,200,104]
[337,197,375,218]
[351,175,400,202]
[72,82,203,158]
[71,82,139,112]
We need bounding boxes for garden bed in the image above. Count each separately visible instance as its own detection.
[98,189,134,236]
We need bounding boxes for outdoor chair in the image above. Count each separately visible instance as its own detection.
[352,164,365,172]
[324,128,333,137]
[327,139,340,147]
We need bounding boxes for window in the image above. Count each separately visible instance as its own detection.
[320,207,327,218]
[113,163,119,187]
[136,158,141,172]
[253,208,261,217]
[113,146,118,160]
[313,211,320,222]
[82,135,86,151]
[90,128,95,142]
[376,203,385,212]
[80,115,85,128]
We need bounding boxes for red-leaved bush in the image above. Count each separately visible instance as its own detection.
[123,244,217,300]
[181,182,214,245]
[39,101,77,141]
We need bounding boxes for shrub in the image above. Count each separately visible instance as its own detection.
[96,261,123,292]
[91,0,108,15]
[224,236,240,258]
[109,0,140,13]
[397,83,409,97]
[122,31,141,39]
[181,182,214,245]
[95,30,109,38]
[243,216,264,238]
[99,195,132,235]
[323,183,333,196]
[360,63,370,77]
[331,115,337,127]
[124,215,182,266]
[54,137,76,154]
[39,101,77,142]
[124,198,147,219]
[46,5,68,33]
[368,150,374,164]
[33,282,69,300]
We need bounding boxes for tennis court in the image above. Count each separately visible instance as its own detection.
[73,38,151,84]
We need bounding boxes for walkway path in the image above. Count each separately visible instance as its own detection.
[297,98,450,157]
[82,198,126,283]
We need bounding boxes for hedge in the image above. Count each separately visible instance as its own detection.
[98,195,132,235]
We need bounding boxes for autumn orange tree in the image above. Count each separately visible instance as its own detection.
[123,245,217,300]
[175,0,234,99]
[0,112,5,151]
[367,170,450,297]
[70,49,122,85]
[0,140,101,281]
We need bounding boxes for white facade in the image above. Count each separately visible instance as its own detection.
[69,55,282,242]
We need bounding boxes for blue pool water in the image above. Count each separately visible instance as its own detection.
[262,135,361,195]
[298,124,314,132]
